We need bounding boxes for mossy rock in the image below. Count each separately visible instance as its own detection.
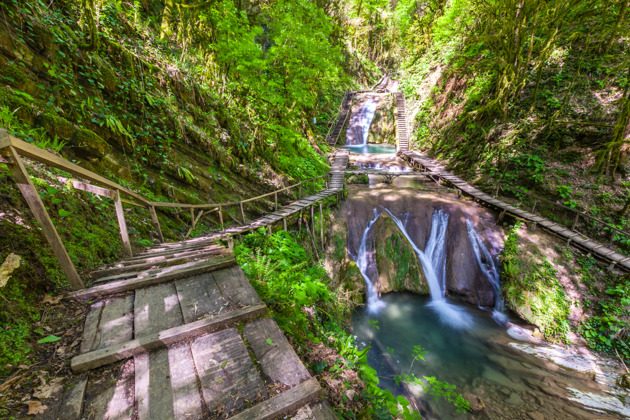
[70,128,112,157]
[36,113,77,140]
[0,63,28,86]
[99,64,119,92]
[0,92,35,125]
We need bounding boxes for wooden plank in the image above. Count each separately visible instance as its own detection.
[114,190,133,258]
[229,377,321,420]
[4,145,84,290]
[96,294,134,350]
[69,179,116,199]
[135,348,175,420]
[57,376,88,420]
[70,304,267,372]
[167,343,204,419]
[174,272,224,323]
[243,318,310,387]
[134,283,183,337]
[190,328,267,415]
[8,136,150,205]
[80,300,105,354]
[114,244,223,265]
[82,360,135,420]
[290,400,337,420]
[213,266,262,307]
[70,255,236,300]
[149,206,165,244]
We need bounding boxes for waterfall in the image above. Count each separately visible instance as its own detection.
[346,98,378,146]
[465,220,508,325]
[385,209,473,329]
[353,209,386,313]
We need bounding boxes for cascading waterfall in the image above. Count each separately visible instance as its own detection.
[385,209,473,329]
[346,98,378,146]
[465,220,508,325]
[353,209,386,313]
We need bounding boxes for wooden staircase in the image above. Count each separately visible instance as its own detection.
[326,92,354,146]
[395,92,409,152]
[39,246,335,420]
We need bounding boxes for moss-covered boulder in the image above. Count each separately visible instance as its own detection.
[0,63,28,86]
[70,128,112,157]
[36,113,77,140]
[99,64,119,92]
[373,215,429,294]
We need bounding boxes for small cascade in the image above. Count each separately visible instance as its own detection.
[466,220,507,325]
[386,209,473,329]
[354,209,386,313]
[346,98,378,146]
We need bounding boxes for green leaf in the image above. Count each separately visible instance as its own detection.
[37,335,61,344]
[311,361,327,373]
[58,209,71,217]
[221,360,227,368]
[34,328,46,336]
[266,338,273,346]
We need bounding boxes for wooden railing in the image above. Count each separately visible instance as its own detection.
[324,89,351,142]
[486,183,630,254]
[0,130,331,290]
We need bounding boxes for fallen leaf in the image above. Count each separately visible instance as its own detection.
[214,377,224,384]
[37,335,61,344]
[26,400,47,415]
[0,253,21,288]
[42,295,62,305]
[33,378,62,399]
[266,338,273,346]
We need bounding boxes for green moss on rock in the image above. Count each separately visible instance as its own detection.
[36,113,76,140]
[99,64,118,92]
[71,128,112,157]
[0,63,28,85]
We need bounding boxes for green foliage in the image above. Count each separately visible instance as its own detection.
[501,223,572,341]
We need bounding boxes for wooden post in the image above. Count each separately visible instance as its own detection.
[571,213,580,231]
[274,192,278,211]
[531,200,538,213]
[311,205,315,241]
[494,185,499,198]
[609,230,615,246]
[3,146,84,290]
[218,205,224,231]
[283,218,287,231]
[298,210,302,234]
[319,201,324,249]
[239,202,245,224]
[298,185,302,199]
[149,205,164,243]
[114,189,133,258]
[312,178,316,193]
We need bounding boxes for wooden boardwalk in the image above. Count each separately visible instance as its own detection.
[326,92,354,146]
[395,92,409,151]
[44,250,335,420]
[399,150,630,272]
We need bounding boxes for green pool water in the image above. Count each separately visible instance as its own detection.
[342,143,396,154]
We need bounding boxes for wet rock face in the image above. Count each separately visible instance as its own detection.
[344,189,503,306]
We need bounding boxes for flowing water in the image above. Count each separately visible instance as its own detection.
[345,98,378,146]
[353,293,622,419]
[352,209,386,313]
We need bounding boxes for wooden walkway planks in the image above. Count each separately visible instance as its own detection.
[400,150,630,271]
[326,92,354,146]
[395,92,409,151]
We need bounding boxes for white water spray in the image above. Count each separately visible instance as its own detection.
[385,209,473,329]
[346,98,378,146]
[354,209,386,313]
[465,220,507,325]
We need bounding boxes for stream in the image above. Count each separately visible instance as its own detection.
[340,93,628,419]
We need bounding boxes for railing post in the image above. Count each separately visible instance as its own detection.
[274,192,278,211]
[319,201,324,249]
[149,205,164,243]
[114,189,133,258]
[531,200,538,213]
[218,205,224,231]
[572,213,580,231]
[240,202,246,224]
[311,205,315,240]
[609,230,615,246]
[3,145,84,290]
[298,185,302,199]
[312,178,316,193]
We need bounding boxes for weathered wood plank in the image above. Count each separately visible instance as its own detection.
[97,295,134,350]
[229,377,321,420]
[71,304,267,372]
[113,244,223,265]
[190,328,267,415]
[82,360,135,420]
[114,190,133,258]
[213,266,262,307]
[55,376,88,420]
[243,318,310,387]
[290,400,337,420]
[135,348,175,420]
[167,343,204,419]
[4,145,84,290]
[80,300,105,354]
[134,283,183,337]
[174,273,224,323]
[71,256,236,300]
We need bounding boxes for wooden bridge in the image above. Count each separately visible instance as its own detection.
[325,90,353,146]
[394,92,409,152]
[0,130,353,419]
[399,150,630,272]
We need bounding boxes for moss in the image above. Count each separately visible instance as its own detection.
[0,91,36,125]
[70,128,112,157]
[0,63,28,86]
[36,113,77,140]
[99,64,119,92]
[333,231,346,261]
